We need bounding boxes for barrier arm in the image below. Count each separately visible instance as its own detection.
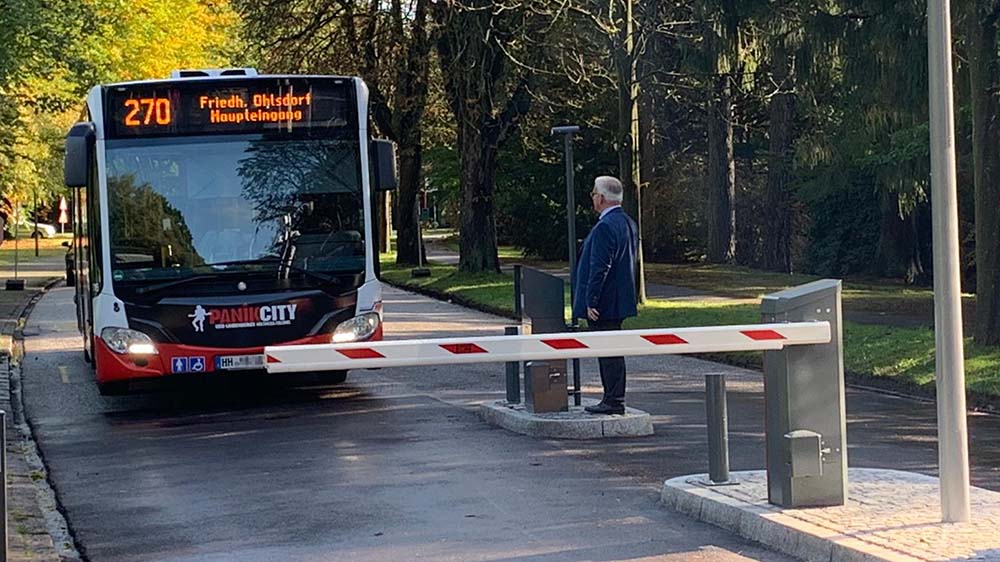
[263,321,831,374]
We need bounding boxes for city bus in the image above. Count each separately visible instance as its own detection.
[63,68,397,395]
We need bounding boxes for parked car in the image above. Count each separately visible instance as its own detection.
[63,240,75,286]
[5,219,58,239]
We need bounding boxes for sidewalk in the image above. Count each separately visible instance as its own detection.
[0,251,69,562]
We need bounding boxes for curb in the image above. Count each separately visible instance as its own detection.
[381,277,518,321]
[7,279,83,562]
[0,277,64,358]
[479,399,654,439]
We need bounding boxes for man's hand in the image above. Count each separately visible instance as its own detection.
[587,307,600,321]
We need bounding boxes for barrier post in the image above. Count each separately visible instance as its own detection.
[512,265,523,319]
[705,374,732,485]
[504,326,521,404]
[1,409,7,562]
[761,279,846,507]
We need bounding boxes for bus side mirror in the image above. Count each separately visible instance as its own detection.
[371,139,398,191]
[65,122,96,188]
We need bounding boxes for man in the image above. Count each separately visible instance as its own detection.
[573,176,638,415]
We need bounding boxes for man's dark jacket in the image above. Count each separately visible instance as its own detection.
[572,206,638,322]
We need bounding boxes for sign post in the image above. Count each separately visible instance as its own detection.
[32,190,38,257]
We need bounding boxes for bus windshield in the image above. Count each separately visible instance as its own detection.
[105,135,365,284]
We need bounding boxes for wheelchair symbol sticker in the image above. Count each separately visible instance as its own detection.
[190,357,206,373]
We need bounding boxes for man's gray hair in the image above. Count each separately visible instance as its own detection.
[594,176,624,203]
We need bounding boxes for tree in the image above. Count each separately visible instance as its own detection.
[701,1,740,264]
[760,14,797,273]
[965,0,1000,346]
[434,0,539,273]
[0,0,239,231]
[236,0,435,266]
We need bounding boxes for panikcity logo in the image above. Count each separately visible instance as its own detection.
[189,304,298,331]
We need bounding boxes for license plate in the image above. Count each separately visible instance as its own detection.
[215,354,265,371]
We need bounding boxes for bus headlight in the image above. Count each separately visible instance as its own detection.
[332,313,380,343]
[100,327,158,355]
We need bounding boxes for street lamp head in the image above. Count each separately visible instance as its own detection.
[551,125,580,135]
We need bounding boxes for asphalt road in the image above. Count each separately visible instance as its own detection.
[21,285,803,562]
[19,284,1000,561]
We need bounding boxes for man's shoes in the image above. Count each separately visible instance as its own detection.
[584,402,625,415]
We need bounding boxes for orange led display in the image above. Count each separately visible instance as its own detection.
[123,98,172,127]
[106,78,354,138]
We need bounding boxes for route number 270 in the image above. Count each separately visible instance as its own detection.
[123,98,172,127]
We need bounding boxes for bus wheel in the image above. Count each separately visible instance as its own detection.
[97,381,129,396]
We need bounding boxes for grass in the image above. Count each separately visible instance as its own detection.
[427,246,962,323]
[380,255,517,317]
[380,253,1000,402]
[0,236,70,266]
[639,263,971,324]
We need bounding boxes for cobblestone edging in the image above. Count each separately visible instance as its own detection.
[2,283,81,562]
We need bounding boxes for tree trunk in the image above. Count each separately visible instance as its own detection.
[762,41,795,273]
[707,74,736,263]
[457,124,501,273]
[968,7,1000,346]
[394,142,422,265]
[435,0,532,274]
[613,0,646,302]
[874,189,924,283]
[376,191,391,254]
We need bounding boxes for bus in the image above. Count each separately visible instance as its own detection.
[63,68,397,395]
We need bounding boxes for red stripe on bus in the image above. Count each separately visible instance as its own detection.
[642,334,688,345]
[338,348,385,359]
[741,330,786,341]
[541,338,588,350]
[266,354,281,364]
[440,343,488,354]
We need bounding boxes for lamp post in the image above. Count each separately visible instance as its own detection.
[550,125,580,309]
[927,0,970,523]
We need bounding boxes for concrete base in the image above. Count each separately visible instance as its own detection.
[661,469,1000,562]
[479,399,654,439]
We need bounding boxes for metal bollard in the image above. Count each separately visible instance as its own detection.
[705,374,734,485]
[1,409,7,561]
[571,359,581,406]
[566,324,581,406]
[504,327,520,404]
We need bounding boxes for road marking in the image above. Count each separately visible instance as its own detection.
[58,366,69,384]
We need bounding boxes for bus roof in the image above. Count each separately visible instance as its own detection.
[100,71,357,89]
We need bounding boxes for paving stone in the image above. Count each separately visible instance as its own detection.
[662,468,1000,562]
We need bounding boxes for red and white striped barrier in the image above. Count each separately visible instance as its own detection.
[263,321,831,374]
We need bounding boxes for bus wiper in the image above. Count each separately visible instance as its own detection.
[134,271,245,295]
[203,257,338,285]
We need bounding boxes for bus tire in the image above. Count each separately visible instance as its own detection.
[97,381,129,396]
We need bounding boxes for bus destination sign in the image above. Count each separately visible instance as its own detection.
[105,78,354,138]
